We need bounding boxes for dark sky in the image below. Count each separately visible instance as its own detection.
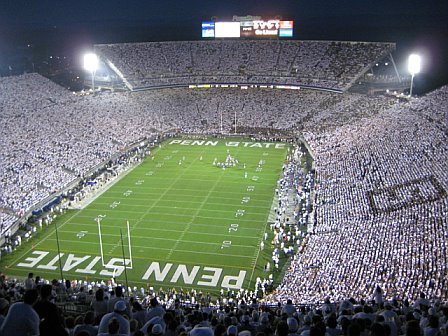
[0,0,447,88]
[1,0,446,34]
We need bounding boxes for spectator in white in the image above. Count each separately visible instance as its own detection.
[72,311,98,336]
[131,301,147,329]
[141,316,165,336]
[91,288,109,319]
[282,299,297,317]
[77,286,87,304]
[287,317,300,336]
[414,292,431,310]
[0,288,40,336]
[98,317,127,336]
[108,286,131,318]
[146,298,165,322]
[380,302,399,336]
[373,286,384,306]
[24,272,35,291]
[98,300,130,335]
[189,325,213,336]
[148,323,164,336]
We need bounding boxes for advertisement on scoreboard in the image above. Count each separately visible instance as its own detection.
[202,22,215,38]
[202,18,293,39]
[252,20,281,37]
[279,21,294,37]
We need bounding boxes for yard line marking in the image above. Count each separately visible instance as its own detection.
[91,196,273,205]
[77,208,269,217]
[61,226,261,237]
[75,215,266,226]
[166,156,227,259]
[128,150,210,257]
[7,210,83,268]
[48,237,254,249]
[73,160,141,210]
[45,239,255,259]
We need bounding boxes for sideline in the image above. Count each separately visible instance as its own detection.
[69,162,141,210]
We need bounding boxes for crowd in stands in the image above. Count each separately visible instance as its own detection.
[0,272,447,336]
[0,73,396,220]
[0,45,448,312]
[95,40,394,91]
[274,86,448,304]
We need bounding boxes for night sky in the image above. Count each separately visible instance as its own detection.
[0,0,447,89]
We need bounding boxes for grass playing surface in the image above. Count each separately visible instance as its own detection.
[1,137,290,294]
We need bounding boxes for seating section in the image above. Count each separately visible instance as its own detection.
[0,43,447,310]
[95,40,394,90]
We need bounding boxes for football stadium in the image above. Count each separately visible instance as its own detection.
[0,10,448,336]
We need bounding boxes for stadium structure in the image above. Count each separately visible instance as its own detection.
[0,36,447,309]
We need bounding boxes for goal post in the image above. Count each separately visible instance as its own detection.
[97,219,133,269]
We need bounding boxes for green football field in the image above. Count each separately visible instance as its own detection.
[1,137,291,295]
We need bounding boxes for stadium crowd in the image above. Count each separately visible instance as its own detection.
[274,86,448,304]
[0,42,447,319]
[0,73,396,219]
[0,273,447,336]
[95,40,394,91]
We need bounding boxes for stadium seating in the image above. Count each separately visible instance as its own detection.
[95,40,394,91]
[0,40,447,313]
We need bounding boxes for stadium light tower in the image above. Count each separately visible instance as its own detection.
[408,54,421,97]
[84,53,98,94]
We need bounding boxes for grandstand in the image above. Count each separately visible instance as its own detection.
[94,40,395,92]
[0,39,447,316]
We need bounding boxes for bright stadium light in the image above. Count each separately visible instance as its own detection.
[84,53,98,94]
[408,54,421,97]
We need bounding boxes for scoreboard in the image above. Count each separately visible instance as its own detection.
[202,19,294,39]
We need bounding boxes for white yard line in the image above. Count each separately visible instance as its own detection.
[7,210,82,268]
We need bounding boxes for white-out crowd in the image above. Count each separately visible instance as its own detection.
[95,40,394,90]
[0,52,447,306]
[0,73,397,219]
[274,87,448,304]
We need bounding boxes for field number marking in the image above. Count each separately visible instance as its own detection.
[110,201,120,209]
[228,224,239,232]
[135,180,144,185]
[252,176,259,181]
[145,171,154,176]
[94,214,106,222]
[221,240,232,249]
[76,231,88,239]
[235,209,245,217]
[123,190,133,197]
[247,186,255,192]
[241,197,250,204]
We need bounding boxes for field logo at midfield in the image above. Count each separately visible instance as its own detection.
[17,251,246,290]
[169,139,285,149]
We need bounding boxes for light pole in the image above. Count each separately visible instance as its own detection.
[408,54,421,97]
[84,53,98,94]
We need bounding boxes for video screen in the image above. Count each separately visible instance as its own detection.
[215,22,241,38]
[202,22,215,38]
